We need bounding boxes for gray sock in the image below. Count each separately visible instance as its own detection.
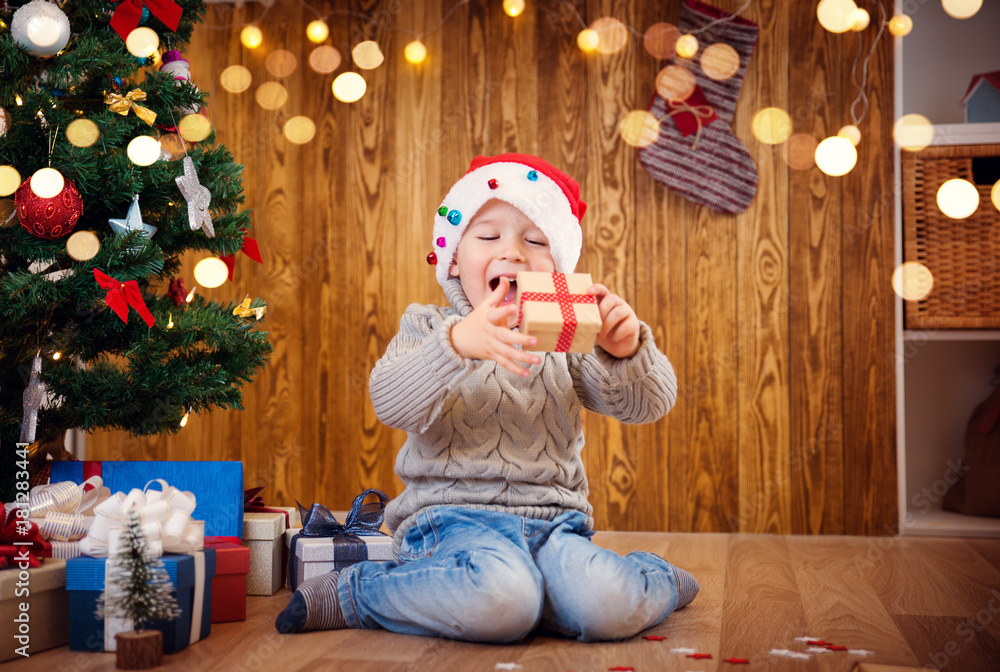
[672,566,700,609]
[275,571,347,632]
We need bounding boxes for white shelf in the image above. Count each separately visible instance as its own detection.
[904,330,1000,341]
[900,509,1000,538]
[929,122,1000,146]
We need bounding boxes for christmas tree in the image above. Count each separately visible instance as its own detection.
[0,0,270,496]
[96,506,182,632]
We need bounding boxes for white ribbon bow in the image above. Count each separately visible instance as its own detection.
[28,476,110,543]
[79,479,204,558]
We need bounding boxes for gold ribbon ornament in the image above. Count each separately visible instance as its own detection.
[104,88,157,126]
[233,295,266,320]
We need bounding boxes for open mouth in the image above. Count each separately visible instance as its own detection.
[489,276,518,303]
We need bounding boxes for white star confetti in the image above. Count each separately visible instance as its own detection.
[175,155,215,237]
[671,647,697,654]
[109,194,157,242]
[848,649,875,656]
[794,636,821,642]
[495,664,521,671]
[807,647,832,654]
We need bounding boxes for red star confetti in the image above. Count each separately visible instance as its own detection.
[687,653,712,660]
[722,658,750,665]
[608,667,634,671]
[825,645,848,651]
[642,635,667,641]
[807,640,829,646]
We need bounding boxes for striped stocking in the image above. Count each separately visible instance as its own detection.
[638,0,760,215]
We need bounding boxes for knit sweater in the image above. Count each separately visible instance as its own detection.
[369,278,678,556]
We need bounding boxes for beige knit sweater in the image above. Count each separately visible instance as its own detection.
[369,279,678,556]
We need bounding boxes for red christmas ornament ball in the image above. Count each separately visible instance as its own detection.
[14,177,83,239]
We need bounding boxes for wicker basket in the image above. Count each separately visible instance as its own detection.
[902,143,1000,329]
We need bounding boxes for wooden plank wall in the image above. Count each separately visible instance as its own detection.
[88,0,897,535]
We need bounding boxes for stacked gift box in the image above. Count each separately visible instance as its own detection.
[1,559,69,662]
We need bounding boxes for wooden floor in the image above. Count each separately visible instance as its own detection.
[10,532,1000,671]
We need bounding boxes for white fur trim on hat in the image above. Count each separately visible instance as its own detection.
[431,160,583,289]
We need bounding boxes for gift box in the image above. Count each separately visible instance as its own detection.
[516,272,601,353]
[51,461,244,538]
[284,490,393,591]
[203,538,249,622]
[66,550,215,653]
[1,559,69,662]
[242,513,285,595]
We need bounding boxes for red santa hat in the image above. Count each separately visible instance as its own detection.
[428,153,587,289]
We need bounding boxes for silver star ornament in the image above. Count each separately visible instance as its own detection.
[175,155,215,237]
[109,194,157,241]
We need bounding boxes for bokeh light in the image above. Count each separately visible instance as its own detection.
[675,34,698,58]
[353,41,384,69]
[888,14,913,37]
[255,82,288,110]
[993,180,1000,211]
[817,0,859,33]
[655,65,696,102]
[503,0,525,17]
[125,27,159,57]
[942,0,982,19]
[701,43,740,81]
[306,19,329,43]
[31,167,64,198]
[404,40,427,64]
[892,262,933,301]
[643,23,680,59]
[0,166,20,197]
[220,65,252,93]
[309,45,342,73]
[751,107,792,145]
[837,124,862,146]
[333,72,366,103]
[577,29,599,53]
[619,111,660,148]
[241,25,263,49]
[66,118,100,147]
[592,17,628,55]
[179,113,212,142]
[66,230,100,262]
[265,49,297,77]
[936,178,979,219]
[893,113,934,151]
[127,136,161,166]
[852,8,870,30]
[814,136,857,176]
[284,116,316,144]
[194,257,228,288]
[782,133,818,171]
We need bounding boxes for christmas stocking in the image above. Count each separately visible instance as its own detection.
[638,0,760,215]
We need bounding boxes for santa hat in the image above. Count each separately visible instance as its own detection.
[428,153,587,289]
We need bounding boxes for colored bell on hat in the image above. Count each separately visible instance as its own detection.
[488,178,499,189]
[437,206,448,216]
[527,170,538,181]
[426,251,437,265]
[447,209,461,225]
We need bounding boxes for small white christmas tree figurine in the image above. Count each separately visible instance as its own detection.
[96,507,181,669]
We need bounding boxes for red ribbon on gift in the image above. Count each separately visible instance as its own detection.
[221,230,263,282]
[244,487,290,529]
[0,505,49,569]
[94,269,155,327]
[110,0,182,42]
[518,273,597,353]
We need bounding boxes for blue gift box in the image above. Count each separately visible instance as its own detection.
[66,551,215,653]
[50,461,244,538]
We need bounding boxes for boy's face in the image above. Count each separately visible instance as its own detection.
[449,199,556,322]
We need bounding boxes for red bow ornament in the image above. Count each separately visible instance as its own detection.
[94,269,155,327]
[111,0,182,42]
[221,230,263,282]
[0,505,48,569]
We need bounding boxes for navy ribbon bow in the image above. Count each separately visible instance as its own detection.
[287,489,390,590]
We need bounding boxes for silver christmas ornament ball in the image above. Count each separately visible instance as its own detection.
[12,0,72,58]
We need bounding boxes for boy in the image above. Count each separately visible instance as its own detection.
[276,154,697,642]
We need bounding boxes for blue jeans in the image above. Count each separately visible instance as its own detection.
[337,506,682,643]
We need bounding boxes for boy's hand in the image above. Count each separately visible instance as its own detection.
[587,284,640,359]
[450,277,541,377]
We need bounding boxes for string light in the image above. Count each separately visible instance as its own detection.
[404,40,428,64]
[352,40,384,69]
[240,25,263,49]
[52,352,61,360]
[851,8,870,31]
[814,136,857,176]
[892,262,933,301]
[186,287,197,302]
[180,408,190,427]
[893,113,934,151]
[887,14,912,37]
[817,0,859,34]
[306,19,329,43]
[941,0,982,20]
[837,124,862,146]
[333,72,366,102]
[936,179,980,219]
[167,313,174,329]
[674,34,698,58]
[577,28,599,53]
[503,0,525,18]
[125,27,159,57]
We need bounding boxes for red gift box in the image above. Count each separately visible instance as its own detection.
[204,537,250,623]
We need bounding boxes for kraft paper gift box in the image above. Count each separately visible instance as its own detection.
[66,550,215,653]
[242,512,286,595]
[0,559,69,662]
[50,461,244,538]
[203,537,249,622]
[515,272,601,353]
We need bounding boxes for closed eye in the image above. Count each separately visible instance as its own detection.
[527,239,547,246]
